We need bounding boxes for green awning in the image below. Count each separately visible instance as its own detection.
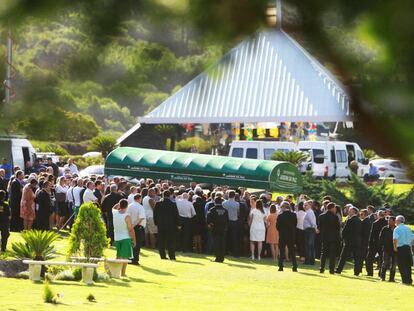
[105,147,303,193]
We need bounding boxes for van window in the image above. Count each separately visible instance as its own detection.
[330,150,336,163]
[277,149,290,153]
[313,149,324,164]
[336,150,347,163]
[263,148,275,160]
[357,150,364,163]
[246,148,258,159]
[231,148,243,158]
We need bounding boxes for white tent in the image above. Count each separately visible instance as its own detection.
[119,29,352,144]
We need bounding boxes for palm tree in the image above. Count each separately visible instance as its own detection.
[11,230,60,260]
[270,150,309,166]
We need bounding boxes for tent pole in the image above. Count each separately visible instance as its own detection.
[276,0,282,30]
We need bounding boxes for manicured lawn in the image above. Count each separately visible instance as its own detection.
[0,232,413,310]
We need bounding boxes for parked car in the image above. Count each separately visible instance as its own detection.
[370,159,411,183]
[79,165,104,178]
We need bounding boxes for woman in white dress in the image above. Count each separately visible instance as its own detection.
[249,199,266,260]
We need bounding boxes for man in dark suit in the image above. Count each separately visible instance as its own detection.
[9,171,24,232]
[154,190,180,260]
[0,169,7,193]
[336,206,362,275]
[101,184,123,244]
[379,216,397,282]
[207,197,229,262]
[366,210,387,276]
[276,201,298,272]
[318,202,340,274]
[360,209,372,274]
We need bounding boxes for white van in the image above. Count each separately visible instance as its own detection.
[297,141,369,178]
[0,136,36,172]
[229,141,296,160]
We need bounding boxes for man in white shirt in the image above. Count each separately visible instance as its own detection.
[127,193,146,265]
[143,188,157,249]
[83,181,98,204]
[303,200,318,265]
[64,158,79,175]
[127,186,138,205]
[176,192,196,252]
[72,179,84,215]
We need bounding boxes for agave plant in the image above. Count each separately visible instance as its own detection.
[11,230,60,261]
[270,150,309,166]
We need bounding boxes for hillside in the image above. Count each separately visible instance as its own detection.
[0,11,224,141]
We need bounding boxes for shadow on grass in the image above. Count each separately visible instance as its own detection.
[297,271,326,278]
[224,262,256,270]
[140,265,175,276]
[174,259,204,266]
[337,274,379,283]
[45,281,108,288]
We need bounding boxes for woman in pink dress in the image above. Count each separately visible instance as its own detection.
[20,179,38,230]
[266,204,279,260]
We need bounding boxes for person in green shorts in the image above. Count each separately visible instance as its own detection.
[113,199,136,277]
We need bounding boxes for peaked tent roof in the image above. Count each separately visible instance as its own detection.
[139,29,351,124]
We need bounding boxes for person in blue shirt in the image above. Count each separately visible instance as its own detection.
[393,215,414,285]
[0,158,12,180]
[366,162,380,182]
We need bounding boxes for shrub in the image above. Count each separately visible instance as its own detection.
[271,150,309,166]
[54,270,75,281]
[86,293,96,302]
[176,136,212,154]
[47,265,67,276]
[72,267,82,281]
[88,135,118,158]
[11,230,60,260]
[363,149,380,160]
[43,283,55,304]
[31,141,69,156]
[14,271,29,279]
[67,202,109,259]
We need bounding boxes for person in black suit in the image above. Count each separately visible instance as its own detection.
[379,216,397,282]
[276,201,298,272]
[360,209,372,274]
[207,197,229,262]
[336,206,362,275]
[366,210,387,276]
[9,171,24,232]
[101,184,123,245]
[35,181,53,231]
[0,169,7,193]
[318,202,340,274]
[154,190,180,260]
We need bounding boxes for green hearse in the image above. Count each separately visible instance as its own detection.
[105,147,303,193]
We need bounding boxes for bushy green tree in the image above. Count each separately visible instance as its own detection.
[88,135,118,158]
[67,202,109,259]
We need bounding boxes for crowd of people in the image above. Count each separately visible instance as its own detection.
[0,157,413,284]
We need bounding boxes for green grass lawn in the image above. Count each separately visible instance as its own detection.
[0,232,413,310]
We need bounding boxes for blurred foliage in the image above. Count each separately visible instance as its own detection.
[0,0,413,178]
[363,149,379,161]
[31,140,69,155]
[176,136,212,154]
